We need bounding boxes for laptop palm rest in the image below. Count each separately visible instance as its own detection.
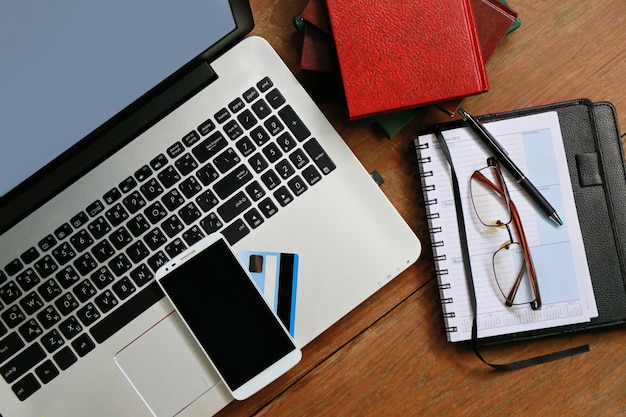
[114,312,227,417]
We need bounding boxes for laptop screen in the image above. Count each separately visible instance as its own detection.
[0,0,237,198]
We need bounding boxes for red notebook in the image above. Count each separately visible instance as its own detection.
[325,0,489,119]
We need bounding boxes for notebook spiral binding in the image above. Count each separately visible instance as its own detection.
[415,136,458,335]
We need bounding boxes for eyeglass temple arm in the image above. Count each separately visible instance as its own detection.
[473,171,542,309]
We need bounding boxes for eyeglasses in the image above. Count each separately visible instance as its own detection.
[470,157,541,310]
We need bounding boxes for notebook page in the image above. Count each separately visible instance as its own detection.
[417,111,596,342]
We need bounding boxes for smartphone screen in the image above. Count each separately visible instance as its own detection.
[157,236,300,399]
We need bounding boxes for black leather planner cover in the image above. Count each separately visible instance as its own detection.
[469,99,626,344]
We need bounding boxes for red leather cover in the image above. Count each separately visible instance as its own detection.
[438,0,517,115]
[325,0,489,119]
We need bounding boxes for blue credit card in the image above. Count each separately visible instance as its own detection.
[238,251,299,336]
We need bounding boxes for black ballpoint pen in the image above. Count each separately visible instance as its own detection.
[458,107,564,226]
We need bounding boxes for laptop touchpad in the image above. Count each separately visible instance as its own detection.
[114,313,227,417]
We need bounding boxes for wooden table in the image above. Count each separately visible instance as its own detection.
[218,1,626,415]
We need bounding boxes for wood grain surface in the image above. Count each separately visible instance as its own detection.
[217,1,626,415]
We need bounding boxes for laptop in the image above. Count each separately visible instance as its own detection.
[0,1,421,416]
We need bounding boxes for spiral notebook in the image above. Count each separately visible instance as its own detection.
[412,100,626,343]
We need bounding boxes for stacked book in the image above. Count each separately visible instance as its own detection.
[296,0,519,136]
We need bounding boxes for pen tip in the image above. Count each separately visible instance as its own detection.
[551,213,564,226]
[458,107,468,119]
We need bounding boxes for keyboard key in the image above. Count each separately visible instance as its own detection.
[41,329,65,353]
[105,203,130,227]
[16,268,40,291]
[38,278,62,302]
[0,332,25,364]
[38,235,57,252]
[179,177,203,199]
[264,115,284,136]
[178,203,202,225]
[110,227,133,250]
[249,153,269,174]
[277,132,297,153]
[5,259,24,276]
[140,178,164,201]
[2,305,26,328]
[126,241,150,264]
[19,292,44,315]
[214,165,253,199]
[165,239,187,258]
[276,159,295,180]
[157,166,181,189]
[12,373,41,401]
[91,240,115,263]
[103,187,122,205]
[123,191,147,214]
[166,141,185,159]
[20,247,40,265]
[263,142,282,163]
[147,252,168,273]
[244,209,264,229]
[77,302,101,326]
[95,290,118,314]
[257,77,273,92]
[214,108,230,124]
[214,148,241,173]
[37,306,61,330]
[251,99,272,119]
[261,169,281,191]
[90,267,115,290]
[224,120,244,141]
[149,153,168,171]
[217,191,252,223]
[73,253,98,275]
[119,176,138,193]
[182,131,201,147]
[182,226,205,246]
[134,165,153,182]
[71,334,95,357]
[162,189,186,210]
[18,319,42,343]
[258,198,279,219]
[88,217,112,240]
[144,228,168,251]
[112,277,136,301]
[56,266,80,289]
[73,280,97,302]
[200,213,223,235]
[279,105,311,141]
[53,223,73,241]
[59,316,83,340]
[288,176,308,197]
[266,88,286,109]
[53,346,77,371]
[198,118,216,136]
[127,214,150,237]
[195,190,219,212]
[228,97,245,113]
[196,163,220,186]
[55,293,79,316]
[108,254,132,277]
[192,132,228,163]
[161,215,185,237]
[237,109,257,130]
[236,136,256,157]
[86,200,105,217]
[304,138,336,175]
[0,282,22,304]
[70,230,94,252]
[35,360,59,384]
[289,149,310,169]
[33,256,58,280]
[274,186,294,207]
[144,201,168,224]
[250,126,271,146]
[1,343,45,383]
[90,281,164,343]
[52,243,77,266]
[222,219,250,245]
[245,181,266,201]
[175,153,198,176]
[243,86,259,103]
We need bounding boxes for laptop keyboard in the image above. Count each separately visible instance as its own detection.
[0,77,336,401]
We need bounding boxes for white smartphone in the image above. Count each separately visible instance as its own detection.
[155,234,302,400]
